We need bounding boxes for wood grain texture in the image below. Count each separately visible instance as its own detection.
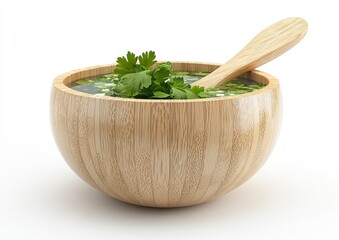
[50,62,282,208]
[192,17,307,89]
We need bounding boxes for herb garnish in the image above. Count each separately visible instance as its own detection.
[112,51,206,99]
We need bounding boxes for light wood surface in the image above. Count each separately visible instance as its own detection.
[50,62,282,208]
[192,17,308,89]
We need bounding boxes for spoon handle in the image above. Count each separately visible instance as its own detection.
[191,17,308,89]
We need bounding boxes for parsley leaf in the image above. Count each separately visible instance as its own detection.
[185,89,199,99]
[139,51,157,69]
[152,91,170,98]
[115,70,152,97]
[114,51,138,76]
[171,87,187,99]
[184,86,205,99]
[171,77,186,88]
[153,62,172,82]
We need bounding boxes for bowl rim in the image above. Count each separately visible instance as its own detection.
[52,61,280,103]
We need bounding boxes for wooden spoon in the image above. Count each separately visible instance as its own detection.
[191,17,308,89]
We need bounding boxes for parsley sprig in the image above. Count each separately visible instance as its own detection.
[112,51,207,99]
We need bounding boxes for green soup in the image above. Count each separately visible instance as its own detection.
[69,71,266,98]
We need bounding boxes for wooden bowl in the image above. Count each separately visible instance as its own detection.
[50,62,281,208]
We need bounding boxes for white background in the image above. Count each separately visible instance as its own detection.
[1,0,339,239]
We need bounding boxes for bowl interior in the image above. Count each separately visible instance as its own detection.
[53,62,277,102]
